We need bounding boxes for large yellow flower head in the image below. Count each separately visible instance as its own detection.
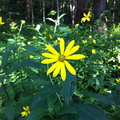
[81,11,92,23]
[41,38,85,81]
[0,17,5,25]
[21,106,30,117]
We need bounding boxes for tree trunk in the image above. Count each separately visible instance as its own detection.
[56,0,60,26]
[43,0,46,24]
[93,0,107,20]
[69,0,77,27]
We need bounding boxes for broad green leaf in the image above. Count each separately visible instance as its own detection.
[4,100,16,120]
[26,108,47,120]
[61,71,77,104]
[84,92,116,105]
[73,103,109,120]
[31,85,62,109]
[87,54,101,62]
[58,27,69,33]
[20,60,42,68]
[57,104,77,115]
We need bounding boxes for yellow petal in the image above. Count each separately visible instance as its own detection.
[47,62,59,75]
[21,111,26,116]
[87,17,90,21]
[53,62,61,77]
[26,106,29,110]
[64,60,76,75]
[61,62,66,81]
[64,45,80,56]
[60,38,64,54]
[41,58,58,64]
[0,17,2,22]
[46,45,59,56]
[23,106,27,110]
[64,40,75,55]
[42,53,58,59]
[66,54,85,60]
[83,13,87,17]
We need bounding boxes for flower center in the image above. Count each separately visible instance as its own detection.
[59,55,65,62]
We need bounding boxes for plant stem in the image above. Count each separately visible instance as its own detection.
[1,82,9,99]
[47,64,63,106]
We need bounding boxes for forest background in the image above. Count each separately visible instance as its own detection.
[0,0,120,120]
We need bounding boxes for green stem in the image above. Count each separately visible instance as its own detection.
[1,82,9,99]
[47,64,63,106]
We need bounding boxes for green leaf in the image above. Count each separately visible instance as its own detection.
[73,103,109,120]
[26,108,47,120]
[4,100,16,120]
[84,92,116,105]
[57,105,77,115]
[22,45,37,52]
[59,27,70,33]
[87,54,101,62]
[61,71,77,104]
[58,13,66,20]
[31,85,62,109]
[20,60,42,68]
[46,18,55,23]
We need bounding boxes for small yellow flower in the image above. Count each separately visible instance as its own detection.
[49,35,53,39]
[21,106,30,117]
[41,39,85,81]
[75,24,79,27]
[92,49,96,54]
[110,34,113,37]
[0,16,5,25]
[118,66,120,69]
[33,36,37,39]
[27,41,31,45]
[22,43,26,46]
[116,78,120,83]
[2,31,5,34]
[89,35,92,38]
[81,11,92,23]
[30,55,34,58]
[92,40,96,44]
[82,40,87,44]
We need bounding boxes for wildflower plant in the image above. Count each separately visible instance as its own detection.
[41,38,85,80]
[21,106,30,117]
[0,16,5,25]
[81,11,92,23]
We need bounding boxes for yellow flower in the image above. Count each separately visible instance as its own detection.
[92,40,96,43]
[89,35,92,38]
[2,31,5,34]
[110,34,113,37]
[41,39,85,81]
[27,41,31,45]
[0,16,5,25]
[30,55,34,58]
[116,78,120,83]
[92,49,96,54]
[75,24,79,27]
[82,40,87,43]
[81,11,92,23]
[118,66,120,69]
[21,106,30,117]
[22,43,26,46]
[49,35,53,39]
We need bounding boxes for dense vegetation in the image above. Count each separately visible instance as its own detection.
[0,0,120,120]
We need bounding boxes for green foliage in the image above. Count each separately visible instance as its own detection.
[0,15,120,120]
